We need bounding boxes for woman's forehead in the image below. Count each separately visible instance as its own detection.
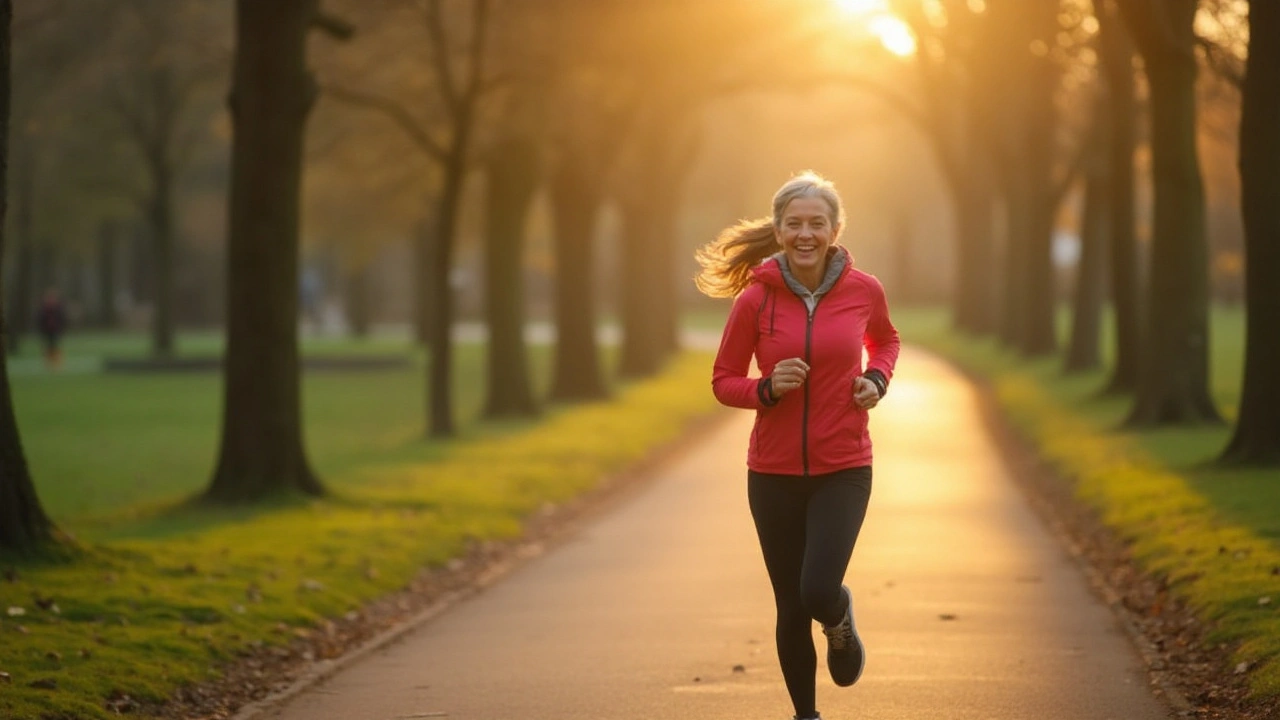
[781,197,833,219]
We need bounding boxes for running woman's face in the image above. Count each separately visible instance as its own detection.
[775,197,839,283]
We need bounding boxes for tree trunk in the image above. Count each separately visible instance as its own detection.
[426,145,468,438]
[1016,4,1060,358]
[344,263,372,338]
[1123,0,1220,426]
[951,175,997,333]
[617,117,699,378]
[6,150,32,353]
[412,216,435,346]
[1098,0,1142,393]
[0,0,57,551]
[206,0,323,503]
[1220,0,1280,464]
[148,160,176,358]
[1064,143,1108,373]
[481,135,539,419]
[548,155,608,402]
[946,8,999,336]
[617,200,665,379]
[97,219,119,327]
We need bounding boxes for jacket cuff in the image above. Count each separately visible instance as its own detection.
[864,369,888,398]
[757,377,779,407]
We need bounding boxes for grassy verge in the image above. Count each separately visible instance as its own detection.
[893,306,1280,699]
[0,345,721,720]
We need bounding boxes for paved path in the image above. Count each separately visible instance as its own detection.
[263,347,1172,720]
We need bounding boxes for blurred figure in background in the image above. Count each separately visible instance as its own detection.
[695,171,900,720]
[36,287,69,370]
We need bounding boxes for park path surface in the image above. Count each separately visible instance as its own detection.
[260,345,1172,720]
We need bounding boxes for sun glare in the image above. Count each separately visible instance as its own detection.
[831,0,917,57]
[868,16,917,56]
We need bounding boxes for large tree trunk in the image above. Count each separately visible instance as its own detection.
[96,219,119,327]
[0,0,57,551]
[1220,0,1280,464]
[1064,141,1108,373]
[481,135,539,419]
[1098,0,1142,393]
[1121,0,1220,425]
[207,0,323,503]
[548,155,607,402]
[426,145,468,438]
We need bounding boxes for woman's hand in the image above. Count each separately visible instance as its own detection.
[768,357,809,399]
[852,376,881,410]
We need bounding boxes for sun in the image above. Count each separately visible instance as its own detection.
[830,0,918,57]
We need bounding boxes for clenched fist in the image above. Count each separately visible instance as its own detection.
[768,357,809,400]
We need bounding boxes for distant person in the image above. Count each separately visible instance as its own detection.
[695,171,900,720]
[36,287,69,370]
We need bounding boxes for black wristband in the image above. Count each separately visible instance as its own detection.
[758,377,780,407]
[864,370,888,398]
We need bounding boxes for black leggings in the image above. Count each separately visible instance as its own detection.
[748,466,873,719]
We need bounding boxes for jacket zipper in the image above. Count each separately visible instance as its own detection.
[802,305,815,477]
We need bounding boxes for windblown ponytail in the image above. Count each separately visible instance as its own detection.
[693,217,777,298]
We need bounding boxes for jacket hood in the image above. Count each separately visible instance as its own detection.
[753,245,852,292]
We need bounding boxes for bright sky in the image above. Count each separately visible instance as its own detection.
[831,0,918,57]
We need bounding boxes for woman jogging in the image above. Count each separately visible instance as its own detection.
[695,171,900,720]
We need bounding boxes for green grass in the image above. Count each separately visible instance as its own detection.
[0,331,722,719]
[895,305,1280,699]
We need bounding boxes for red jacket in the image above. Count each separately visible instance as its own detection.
[712,248,900,475]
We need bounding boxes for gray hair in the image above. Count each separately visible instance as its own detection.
[771,170,845,232]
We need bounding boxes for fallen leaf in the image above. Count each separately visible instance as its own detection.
[1235,661,1250,674]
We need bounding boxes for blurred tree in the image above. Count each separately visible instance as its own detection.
[101,0,228,358]
[1095,0,1142,393]
[480,129,539,418]
[0,0,57,552]
[1064,115,1108,373]
[989,0,1067,357]
[1115,0,1220,425]
[323,0,492,438]
[892,0,1000,334]
[5,0,118,350]
[205,0,351,502]
[1220,0,1280,464]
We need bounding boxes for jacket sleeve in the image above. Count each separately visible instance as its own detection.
[863,276,900,388]
[712,288,769,410]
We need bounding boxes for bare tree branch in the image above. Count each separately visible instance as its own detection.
[319,82,448,162]
[425,0,461,121]
[313,9,355,41]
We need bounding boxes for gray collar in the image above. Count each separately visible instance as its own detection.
[772,247,847,303]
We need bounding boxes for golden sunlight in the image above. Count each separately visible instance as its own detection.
[831,0,917,57]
